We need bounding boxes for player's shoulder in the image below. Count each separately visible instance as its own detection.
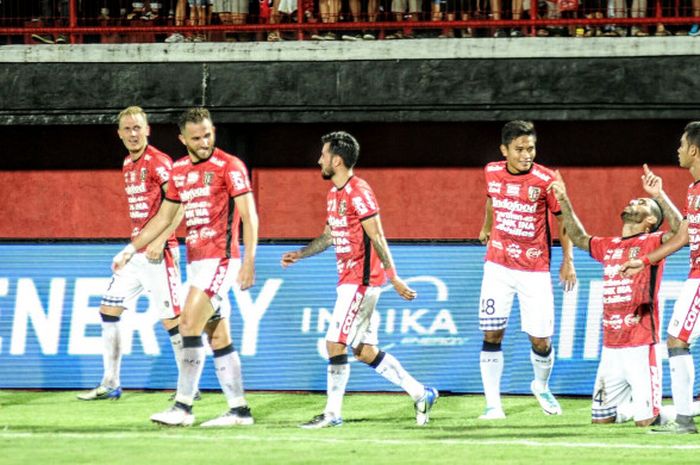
[347,175,374,194]
[144,145,173,163]
[212,148,246,170]
[484,161,506,174]
[172,155,191,170]
[529,163,556,183]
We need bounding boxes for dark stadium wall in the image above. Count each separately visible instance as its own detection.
[3,58,700,124]
[0,167,689,240]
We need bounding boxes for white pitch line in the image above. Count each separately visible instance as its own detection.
[0,431,699,450]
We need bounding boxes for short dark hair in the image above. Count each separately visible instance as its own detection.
[684,121,700,149]
[648,198,664,232]
[321,131,360,169]
[178,107,212,132]
[501,120,536,146]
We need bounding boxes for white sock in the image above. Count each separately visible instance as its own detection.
[324,362,350,418]
[169,329,183,374]
[480,350,504,410]
[214,348,247,409]
[669,354,695,416]
[531,347,554,391]
[100,321,121,389]
[373,352,424,402]
[175,339,206,406]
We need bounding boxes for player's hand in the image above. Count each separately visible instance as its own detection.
[237,261,255,290]
[478,229,490,245]
[280,251,301,268]
[641,163,662,198]
[144,241,165,263]
[112,244,136,272]
[391,276,417,301]
[559,259,577,292]
[547,170,567,201]
[620,259,644,277]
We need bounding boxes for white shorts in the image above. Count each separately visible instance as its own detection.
[667,278,700,344]
[186,257,240,317]
[478,261,555,338]
[591,345,662,422]
[101,248,181,320]
[325,284,381,348]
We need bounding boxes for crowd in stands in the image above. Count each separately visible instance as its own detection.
[1,0,699,42]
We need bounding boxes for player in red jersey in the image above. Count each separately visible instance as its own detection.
[281,131,438,428]
[549,165,682,427]
[621,122,700,433]
[113,108,258,427]
[78,106,185,402]
[477,120,577,420]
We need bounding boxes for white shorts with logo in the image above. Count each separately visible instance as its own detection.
[101,248,181,320]
[591,345,662,422]
[325,284,381,348]
[186,257,240,319]
[667,278,700,344]
[478,261,555,338]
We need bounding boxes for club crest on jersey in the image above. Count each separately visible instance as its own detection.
[628,246,641,259]
[140,168,147,181]
[203,172,214,186]
[338,200,347,216]
[528,186,541,202]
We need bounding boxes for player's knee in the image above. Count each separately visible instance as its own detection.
[667,335,690,351]
[483,330,504,344]
[530,338,551,355]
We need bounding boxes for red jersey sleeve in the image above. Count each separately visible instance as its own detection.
[151,155,172,186]
[165,175,180,202]
[224,158,252,198]
[351,181,380,221]
[589,236,607,263]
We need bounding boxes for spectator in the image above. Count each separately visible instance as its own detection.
[213,0,249,41]
[310,0,341,40]
[166,0,212,42]
[437,0,473,38]
[342,0,379,40]
[386,0,421,39]
[691,0,700,36]
[31,0,69,44]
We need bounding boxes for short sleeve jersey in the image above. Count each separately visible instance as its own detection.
[484,161,561,272]
[327,176,385,286]
[122,145,178,251]
[589,232,664,348]
[684,181,700,278]
[166,148,252,263]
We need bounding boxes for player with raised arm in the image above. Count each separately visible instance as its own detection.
[281,131,438,428]
[549,165,682,427]
[113,108,257,427]
[621,122,700,433]
[477,120,577,420]
[78,106,185,401]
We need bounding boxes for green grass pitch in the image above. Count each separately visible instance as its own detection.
[1,390,698,465]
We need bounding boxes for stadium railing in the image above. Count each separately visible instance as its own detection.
[0,0,698,43]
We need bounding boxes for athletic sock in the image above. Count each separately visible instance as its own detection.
[168,325,183,373]
[324,354,349,419]
[100,316,122,389]
[530,345,554,391]
[213,344,247,409]
[480,342,504,410]
[175,336,206,406]
[371,351,424,402]
[669,351,694,416]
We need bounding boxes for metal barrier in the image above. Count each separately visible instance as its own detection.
[0,0,699,43]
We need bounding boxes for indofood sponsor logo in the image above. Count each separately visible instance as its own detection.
[300,276,466,359]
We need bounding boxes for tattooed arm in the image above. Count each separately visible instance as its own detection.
[280,224,333,268]
[361,214,416,301]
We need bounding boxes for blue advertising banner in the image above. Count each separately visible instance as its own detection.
[0,243,694,396]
